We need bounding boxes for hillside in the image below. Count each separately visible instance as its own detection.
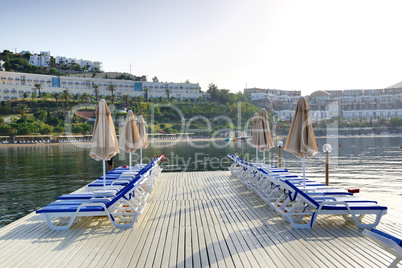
[67,72,145,81]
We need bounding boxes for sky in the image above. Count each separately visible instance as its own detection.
[3,0,402,95]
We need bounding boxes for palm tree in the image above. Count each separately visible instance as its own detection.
[17,104,28,117]
[52,92,61,107]
[107,83,116,104]
[121,94,130,107]
[166,88,171,102]
[33,83,42,98]
[79,94,85,103]
[93,84,100,101]
[144,88,149,102]
[61,89,71,107]
[82,93,90,103]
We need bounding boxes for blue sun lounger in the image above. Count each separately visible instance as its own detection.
[36,179,143,230]
[36,156,163,230]
[281,180,387,228]
[86,165,153,189]
[58,160,157,200]
[107,165,143,174]
[363,228,402,268]
[58,167,152,201]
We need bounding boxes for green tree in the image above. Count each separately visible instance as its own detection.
[121,94,130,107]
[33,110,46,120]
[73,63,81,71]
[17,126,31,135]
[41,92,52,99]
[207,83,218,98]
[93,84,100,101]
[17,104,28,117]
[81,123,92,134]
[49,56,56,67]
[61,89,71,107]
[53,125,64,134]
[72,124,83,134]
[33,83,42,98]
[80,93,90,103]
[0,125,13,135]
[165,88,171,102]
[107,83,116,104]
[3,62,11,71]
[389,118,402,127]
[52,92,61,107]
[49,67,58,75]
[152,76,159,82]
[40,125,52,134]
[144,88,149,102]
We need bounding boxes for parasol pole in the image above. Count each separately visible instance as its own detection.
[140,148,143,165]
[256,148,258,163]
[129,152,132,173]
[103,160,106,191]
[303,157,306,189]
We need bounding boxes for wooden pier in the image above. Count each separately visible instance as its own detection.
[0,171,401,267]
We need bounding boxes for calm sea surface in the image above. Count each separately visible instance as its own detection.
[0,136,401,227]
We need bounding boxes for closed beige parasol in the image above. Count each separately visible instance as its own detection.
[89,99,119,190]
[252,109,274,164]
[284,96,318,187]
[136,115,148,165]
[119,110,143,172]
[251,113,259,162]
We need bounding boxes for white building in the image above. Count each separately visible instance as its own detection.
[245,88,301,101]
[29,51,50,67]
[55,56,103,71]
[274,89,402,121]
[0,60,5,71]
[0,71,209,101]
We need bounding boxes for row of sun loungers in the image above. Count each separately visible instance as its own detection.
[228,155,402,266]
[228,154,388,229]
[36,156,163,230]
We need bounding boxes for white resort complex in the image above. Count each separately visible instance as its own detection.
[245,86,402,121]
[0,71,209,101]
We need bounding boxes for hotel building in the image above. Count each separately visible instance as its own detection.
[0,71,209,101]
[245,87,402,120]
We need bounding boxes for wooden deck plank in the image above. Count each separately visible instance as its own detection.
[0,171,401,268]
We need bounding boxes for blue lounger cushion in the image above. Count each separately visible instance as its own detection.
[58,194,94,200]
[284,180,387,211]
[46,198,112,206]
[88,181,128,187]
[95,174,121,179]
[370,229,402,247]
[320,203,388,211]
[36,204,106,213]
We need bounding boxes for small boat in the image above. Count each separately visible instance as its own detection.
[237,131,250,141]
[225,131,236,142]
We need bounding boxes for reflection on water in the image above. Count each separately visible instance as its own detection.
[0,136,401,227]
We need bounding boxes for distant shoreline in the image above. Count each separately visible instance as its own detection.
[1,134,400,149]
[0,137,227,148]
